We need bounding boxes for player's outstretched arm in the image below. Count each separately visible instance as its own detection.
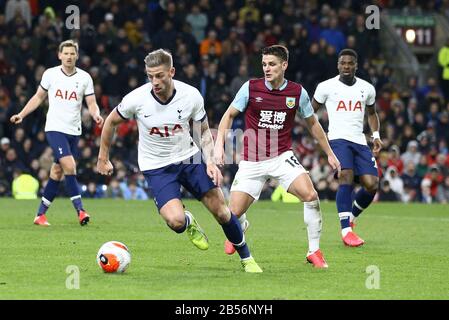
[85,95,104,127]
[304,114,341,176]
[198,117,223,186]
[366,104,383,156]
[9,86,47,124]
[97,108,125,176]
[214,106,240,166]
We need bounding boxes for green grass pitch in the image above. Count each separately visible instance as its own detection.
[1,198,448,299]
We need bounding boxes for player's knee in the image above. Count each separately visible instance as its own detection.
[167,216,186,233]
[229,204,245,217]
[339,170,354,184]
[365,179,379,193]
[301,190,318,203]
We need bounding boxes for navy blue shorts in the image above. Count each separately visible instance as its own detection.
[330,139,378,177]
[46,131,80,162]
[142,154,217,211]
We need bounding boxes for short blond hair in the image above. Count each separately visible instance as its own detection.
[59,40,79,53]
[144,49,173,68]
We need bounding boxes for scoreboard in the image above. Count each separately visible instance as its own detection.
[390,15,435,47]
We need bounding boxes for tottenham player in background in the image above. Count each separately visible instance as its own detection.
[10,40,103,226]
[312,49,383,247]
[214,45,341,269]
[97,49,262,272]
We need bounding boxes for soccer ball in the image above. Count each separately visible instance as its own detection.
[96,241,131,273]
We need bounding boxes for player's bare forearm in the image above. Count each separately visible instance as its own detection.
[10,88,47,123]
[217,106,240,146]
[98,109,123,161]
[87,101,100,118]
[367,112,380,133]
[200,119,215,164]
[214,106,240,165]
[216,108,236,148]
[366,104,380,133]
[85,95,104,126]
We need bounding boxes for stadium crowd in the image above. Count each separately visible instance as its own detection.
[1,0,449,204]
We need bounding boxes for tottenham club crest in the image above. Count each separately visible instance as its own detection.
[286,97,296,109]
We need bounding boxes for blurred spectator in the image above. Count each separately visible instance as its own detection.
[384,166,404,200]
[0,136,11,158]
[82,182,104,199]
[436,176,449,203]
[3,148,26,183]
[319,16,346,54]
[5,0,32,28]
[401,161,422,202]
[200,29,222,58]
[310,154,332,185]
[122,180,148,200]
[378,180,399,202]
[239,0,260,25]
[186,4,208,44]
[105,178,124,199]
[387,145,404,175]
[401,140,421,166]
[229,64,250,96]
[422,165,444,202]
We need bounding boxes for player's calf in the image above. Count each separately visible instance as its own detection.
[224,213,249,255]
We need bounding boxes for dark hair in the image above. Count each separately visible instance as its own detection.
[338,48,358,61]
[262,45,289,62]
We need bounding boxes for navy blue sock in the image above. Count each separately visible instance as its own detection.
[337,184,353,229]
[352,188,376,217]
[172,213,190,233]
[222,213,250,259]
[37,178,60,216]
[64,175,84,213]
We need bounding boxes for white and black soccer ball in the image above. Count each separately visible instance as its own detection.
[96,241,131,273]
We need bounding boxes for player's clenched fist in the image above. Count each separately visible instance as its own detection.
[10,114,23,124]
[97,158,114,176]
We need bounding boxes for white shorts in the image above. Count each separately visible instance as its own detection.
[230,150,307,200]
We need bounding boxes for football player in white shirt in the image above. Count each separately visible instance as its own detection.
[312,49,383,247]
[97,49,262,272]
[10,40,104,227]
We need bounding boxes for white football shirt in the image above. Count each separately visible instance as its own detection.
[40,66,95,135]
[117,79,206,171]
[313,76,376,145]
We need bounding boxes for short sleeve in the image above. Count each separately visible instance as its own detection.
[230,81,250,112]
[297,87,314,119]
[116,94,135,120]
[366,84,376,106]
[84,74,95,96]
[192,90,206,121]
[40,69,50,91]
[313,82,327,104]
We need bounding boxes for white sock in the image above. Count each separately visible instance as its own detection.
[338,212,353,237]
[349,212,356,223]
[238,213,248,231]
[341,227,352,237]
[303,200,322,253]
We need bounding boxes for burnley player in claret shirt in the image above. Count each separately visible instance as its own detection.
[215,45,341,268]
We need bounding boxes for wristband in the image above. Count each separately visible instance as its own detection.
[372,131,380,140]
